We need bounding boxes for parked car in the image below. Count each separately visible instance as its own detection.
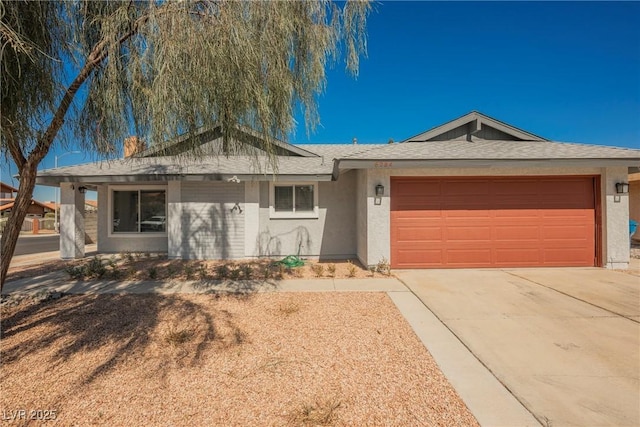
[140,215,166,232]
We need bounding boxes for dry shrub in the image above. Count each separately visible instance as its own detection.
[277,301,300,316]
[311,263,324,278]
[290,397,342,426]
[347,260,357,278]
[327,263,336,277]
[164,326,195,347]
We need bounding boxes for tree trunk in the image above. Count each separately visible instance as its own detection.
[0,161,40,290]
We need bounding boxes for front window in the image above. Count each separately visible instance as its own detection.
[270,182,318,218]
[112,188,166,233]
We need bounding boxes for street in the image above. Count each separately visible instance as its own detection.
[12,234,60,256]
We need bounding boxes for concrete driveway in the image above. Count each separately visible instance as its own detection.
[396,268,640,427]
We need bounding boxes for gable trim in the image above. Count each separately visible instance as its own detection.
[136,125,319,158]
[403,111,548,142]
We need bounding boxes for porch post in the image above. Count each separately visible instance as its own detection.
[60,183,85,259]
[167,181,182,259]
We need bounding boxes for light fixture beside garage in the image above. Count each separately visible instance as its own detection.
[615,182,629,194]
[375,184,384,197]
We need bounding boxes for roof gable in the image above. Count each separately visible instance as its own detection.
[404,111,548,142]
[136,125,319,158]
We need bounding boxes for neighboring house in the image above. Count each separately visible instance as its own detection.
[85,200,98,213]
[630,172,640,241]
[0,181,55,218]
[0,182,18,199]
[36,111,640,269]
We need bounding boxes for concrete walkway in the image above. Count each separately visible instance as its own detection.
[3,255,540,426]
[397,268,640,427]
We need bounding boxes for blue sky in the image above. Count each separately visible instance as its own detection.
[2,1,639,202]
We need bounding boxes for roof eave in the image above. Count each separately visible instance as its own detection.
[35,173,333,186]
[337,158,640,169]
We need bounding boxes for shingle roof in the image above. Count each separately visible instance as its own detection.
[294,144,381,159]
[36,153,338,185]
[339,140,640,161]
[35,139,640,186]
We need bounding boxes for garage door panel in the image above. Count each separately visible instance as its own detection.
[395,226,442,242]
[446,248,493,265]
[395,249,443,266]
[393,210,442,219]
[443,208,491,218]
[446,226,492,241]
[391,176,596,268]
[395,181,441,197]
[542,225,593,241]
[495,248,541,265]
[541,209,593,218]
[543,248,593,265]
[493,180,540,195]
[495,225,540,241]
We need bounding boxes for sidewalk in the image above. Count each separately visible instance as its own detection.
[3,275,406,295]
[8,245,98,270]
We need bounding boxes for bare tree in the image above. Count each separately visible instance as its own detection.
[0,0,370,288]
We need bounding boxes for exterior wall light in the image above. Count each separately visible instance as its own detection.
[615,182,629,194]
[78,186,88,194]
[375,184,384,197]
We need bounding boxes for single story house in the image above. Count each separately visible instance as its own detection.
[36,111,640,269]
[1,181,55,218]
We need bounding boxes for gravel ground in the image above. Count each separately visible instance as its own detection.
[6,255,381,283]
[1,293,478,426]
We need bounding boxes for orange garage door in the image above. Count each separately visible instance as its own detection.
[391,176,597,268]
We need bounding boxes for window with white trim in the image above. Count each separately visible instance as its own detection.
[111,187,167,233]
[269,182,318,218]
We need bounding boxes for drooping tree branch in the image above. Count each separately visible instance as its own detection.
[0,15,145,288]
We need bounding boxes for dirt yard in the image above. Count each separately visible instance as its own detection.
[1,293,478,426]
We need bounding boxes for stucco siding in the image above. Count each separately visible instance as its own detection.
[366,169,391,266]
[356,170,368,265]
[255,171,357,258]
[179,182,245,259]
[97,185,169,254]
[630,178,640,241]
[601,167,630,268]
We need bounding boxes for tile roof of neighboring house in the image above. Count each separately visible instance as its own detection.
[85,200,98,208]
[1,182,19,193]
[42,202,57,211]
[0,199,54,212]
